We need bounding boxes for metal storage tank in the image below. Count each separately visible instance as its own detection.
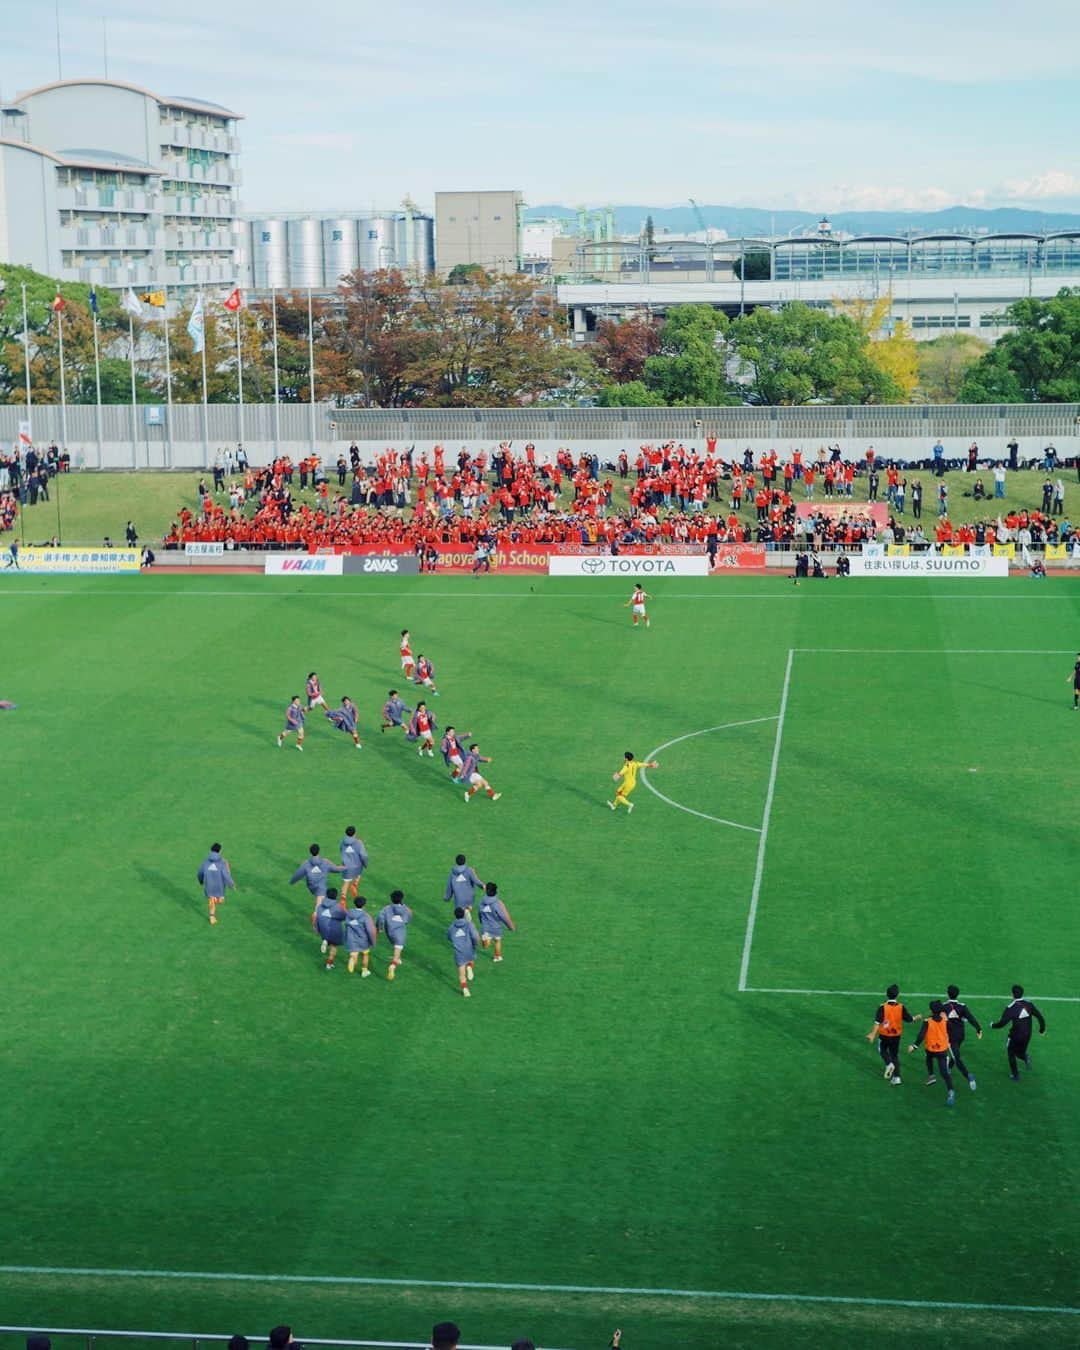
[394,213,435,275]
[358,215,396,272]
[321,217,360,287]
[286,217,324,288]
[250,218,288,289]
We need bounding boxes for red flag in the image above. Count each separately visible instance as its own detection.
[52,291,65,312]
[223,288,242,312]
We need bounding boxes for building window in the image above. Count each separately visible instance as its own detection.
[261,231,271,242]
[332,230,343,241]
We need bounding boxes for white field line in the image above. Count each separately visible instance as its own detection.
[737,650,794,992]
[0,590,1078,600]
[0,1266,1076,1317]
[640,717,779,833]
[795,648,1075,654]
[743,986,1080,1003]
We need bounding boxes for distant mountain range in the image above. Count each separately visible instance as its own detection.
[525,204,1080,237]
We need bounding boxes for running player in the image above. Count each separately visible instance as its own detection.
[314,888,346,971]
[625,584,651,628]
[344,895,377,976]
[400,630,415,682]
[941,983,981,1092]
[606,751,658,813]
[477,881,516,962]
[908,1001,956,1106]
[407,701,437,757]
[448,906,480,997]
[1067,652,1080,709]
[445,854,484,913]
[277,695,305,751]
[378,889,414,980]
[197,842,236,926]
[441,725,472,779]
[415,654,439,695]
[867,984,919,1084]
[461,743,501,803]
[381,689,412,733]
[991,984,1047,1080]
[339,825,369,903]
[289,844,348,935]
[326,696,362,749]
[306,671,329,712]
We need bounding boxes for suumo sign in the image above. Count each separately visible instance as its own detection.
[849,555,1010,577]
[549,554,710,577]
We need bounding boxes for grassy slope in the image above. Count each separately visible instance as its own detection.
[6,468,1076,548]
[0,575,1077,1350]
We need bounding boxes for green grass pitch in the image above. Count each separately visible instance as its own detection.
[1,573,1078,1350]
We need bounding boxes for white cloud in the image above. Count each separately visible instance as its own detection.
[786,185,988,213]
[1002,171,1080,202]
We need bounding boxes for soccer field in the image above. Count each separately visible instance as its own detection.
[1,574,1078,1350]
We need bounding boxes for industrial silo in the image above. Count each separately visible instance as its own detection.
[358,215,396,272]
[321,217,360,287]
[250,218,288,288]
[394,213,435,276]
[286,217,324,288]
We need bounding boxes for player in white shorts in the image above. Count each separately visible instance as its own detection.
[625,584,650,628]
[399,629,415,680]
[306,672,329,709]
[461,744,501,803]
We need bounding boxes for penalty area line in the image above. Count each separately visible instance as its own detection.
[0,1266,1076,1317]
[743,986,1080,1003]
[640,716,779,833]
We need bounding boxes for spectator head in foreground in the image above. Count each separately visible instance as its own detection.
[268,1328,294,1349]
[228,1339,250,1350]
[432,1323,461,1350]
[26,1338,51,1350]
[512,1340,536,1350]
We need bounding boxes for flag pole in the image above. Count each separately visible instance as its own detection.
[128,309,138,467]
[235,306,245,455]
[21,283,32,441]
[307,286,316,455]
[162,285,173,468]
[271,288,281,457]
[199,287,209,470]
[92,302,103,469]
[56,297,69,457]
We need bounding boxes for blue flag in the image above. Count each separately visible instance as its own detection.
[89,287,98,316]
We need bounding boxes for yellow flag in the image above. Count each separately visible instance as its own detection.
[140,291,166,308]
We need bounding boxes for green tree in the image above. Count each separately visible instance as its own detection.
[446,263,490,286]
[639,304,736,406]
[958,289,1080,403]
[730,302,900,404]
[731,250,771,281]
[597,378,666,407]
[915,333,990,403]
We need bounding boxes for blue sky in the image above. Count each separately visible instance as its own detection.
[3,0,1079,213]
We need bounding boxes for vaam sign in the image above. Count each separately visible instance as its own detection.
[264,555,344,576]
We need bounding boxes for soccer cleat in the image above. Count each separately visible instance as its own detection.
[606,800,615,810]
[946,1090,956,1106]
[361,968,371,978]
[493,955,503,963]
[969,1077,977,1091]
[427,748,435,757]
[892,1077,902,1085]
[209,915,217,925]
[491,792,502,801]
[1023,1053,1032,1070]
[466,964,474,981]
[462,986,471,998]
[355,742,362,751]
[418,747,424,757]
[464,791,471,802]
[296,743,303,752]
[626,802,634,814]
[324,962,334,971]
[386,964,396,982]
[276,736,283,747]
[884,1063,895,1079]
[320,940,328,954]
[925,1076,937,1086]
[1010,1073,1020,1081]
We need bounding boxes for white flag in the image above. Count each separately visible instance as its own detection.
[187,294,205,354]
[121,288,144,318]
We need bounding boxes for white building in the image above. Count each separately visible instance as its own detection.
[0,78,242,292]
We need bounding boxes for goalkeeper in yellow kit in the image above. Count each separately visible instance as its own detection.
[606,750,659,813]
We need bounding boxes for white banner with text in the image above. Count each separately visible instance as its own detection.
[849,554,1010,578]
[548,554,710,577]
[264,554,344,576]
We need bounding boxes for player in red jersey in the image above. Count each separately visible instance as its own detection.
[625,584,650,628]
[400,629,415,681]
[414,654,439,696]
[306,671,328,711]
[408,701,437,757]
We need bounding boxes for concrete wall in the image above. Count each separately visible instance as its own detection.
[1,403,1077,470]
[0,142,59,273]
[18,83,156,166]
